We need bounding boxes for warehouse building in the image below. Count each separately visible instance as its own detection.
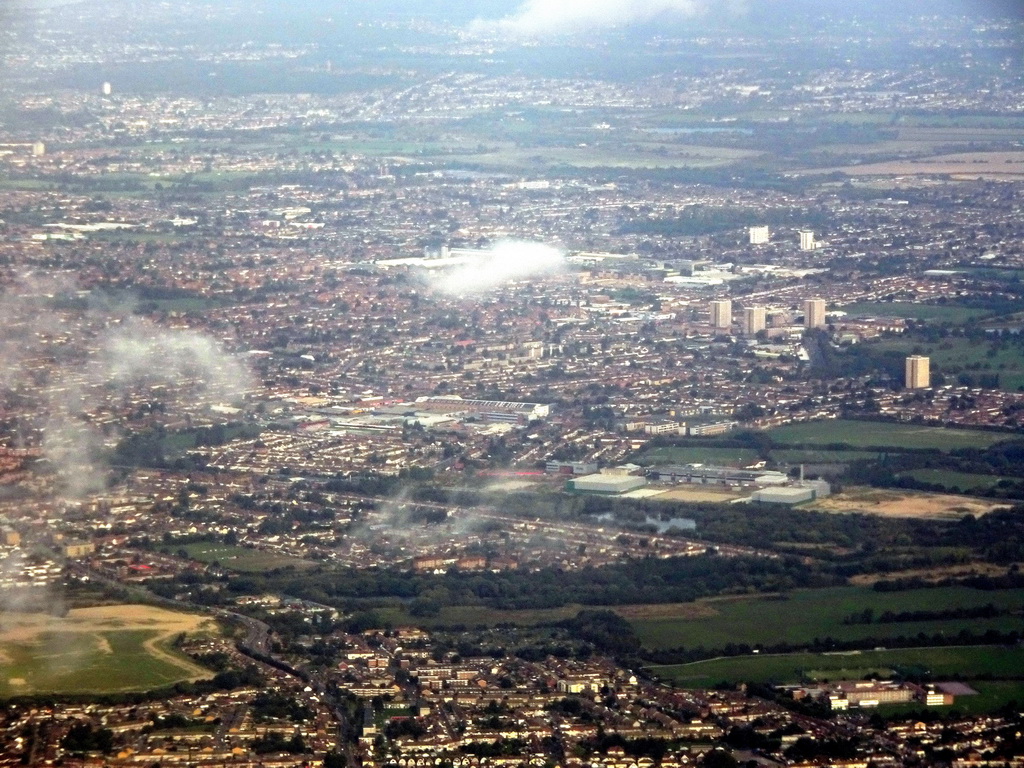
[567,470,647,495]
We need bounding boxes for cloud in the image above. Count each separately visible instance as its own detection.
[427,239,566,295]
[469,0,747,37]
[0,274,252,499]
[100,317,251,404]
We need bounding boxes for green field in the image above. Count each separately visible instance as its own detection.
[181,543,315,572]
[898,469,1009,492]
[0,630,201,697]
[773,449,878,464]
[839,302,996,323]
[0,620,218,699]
[441,143,759,171]
[767,420,1008,451]
[374,602,587,629]
[652,645,1024,692]
[631,586,1024,651]
[861,335,1024,392]
[636,446,760,467]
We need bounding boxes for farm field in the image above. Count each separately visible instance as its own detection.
[630,586,1024,651]
[180,543,316,573]
[822,151,1024,179]
[767,420,1009,451]
[651,645,1024,692]
[0,605,216,697]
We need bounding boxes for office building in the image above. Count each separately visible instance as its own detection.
[800,230,816,250]
[744,305,766,335]
[906,355,930,389]
[710,299,732,330]
[749,226,770,245]
[804,298,826,329]
[102,81,112,96]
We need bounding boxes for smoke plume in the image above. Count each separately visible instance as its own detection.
[469,0,735,37]
[427,239,566,295]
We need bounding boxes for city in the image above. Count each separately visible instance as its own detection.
[0,1,1023,767]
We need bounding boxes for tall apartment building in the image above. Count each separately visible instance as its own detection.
[804,298,826,329]
[906,355,930,389]
[744,306,766,335]
[749,226,770,245]
[710,299,732,331]
[799,230,816,250]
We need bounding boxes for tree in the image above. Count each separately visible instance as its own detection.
[701,749,739,768]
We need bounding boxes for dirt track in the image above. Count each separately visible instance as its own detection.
[0,605,216,681]
[811,488,1005,520]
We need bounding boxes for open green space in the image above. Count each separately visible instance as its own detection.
[898,469,1009,493]
[963,267,1024,282]
[134,296,241,314]
[631,586,1024,651]
[0,630,203,697]
[859,335,1024,392]
[839,302,997,323]
[767,420,1008,451]
[180,543,316,573]
[439,142,759,172]
[374,602,587,629]
[0,178,59,191]
[651,645,1024,691]
[773,449,878,464]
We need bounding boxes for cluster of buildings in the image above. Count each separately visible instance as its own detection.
[2,610,1013,768]
[786,680,964,710]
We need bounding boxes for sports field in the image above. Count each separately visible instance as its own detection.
[636,446,760,466]
[181,543,316,573]
[0,605,216,696]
